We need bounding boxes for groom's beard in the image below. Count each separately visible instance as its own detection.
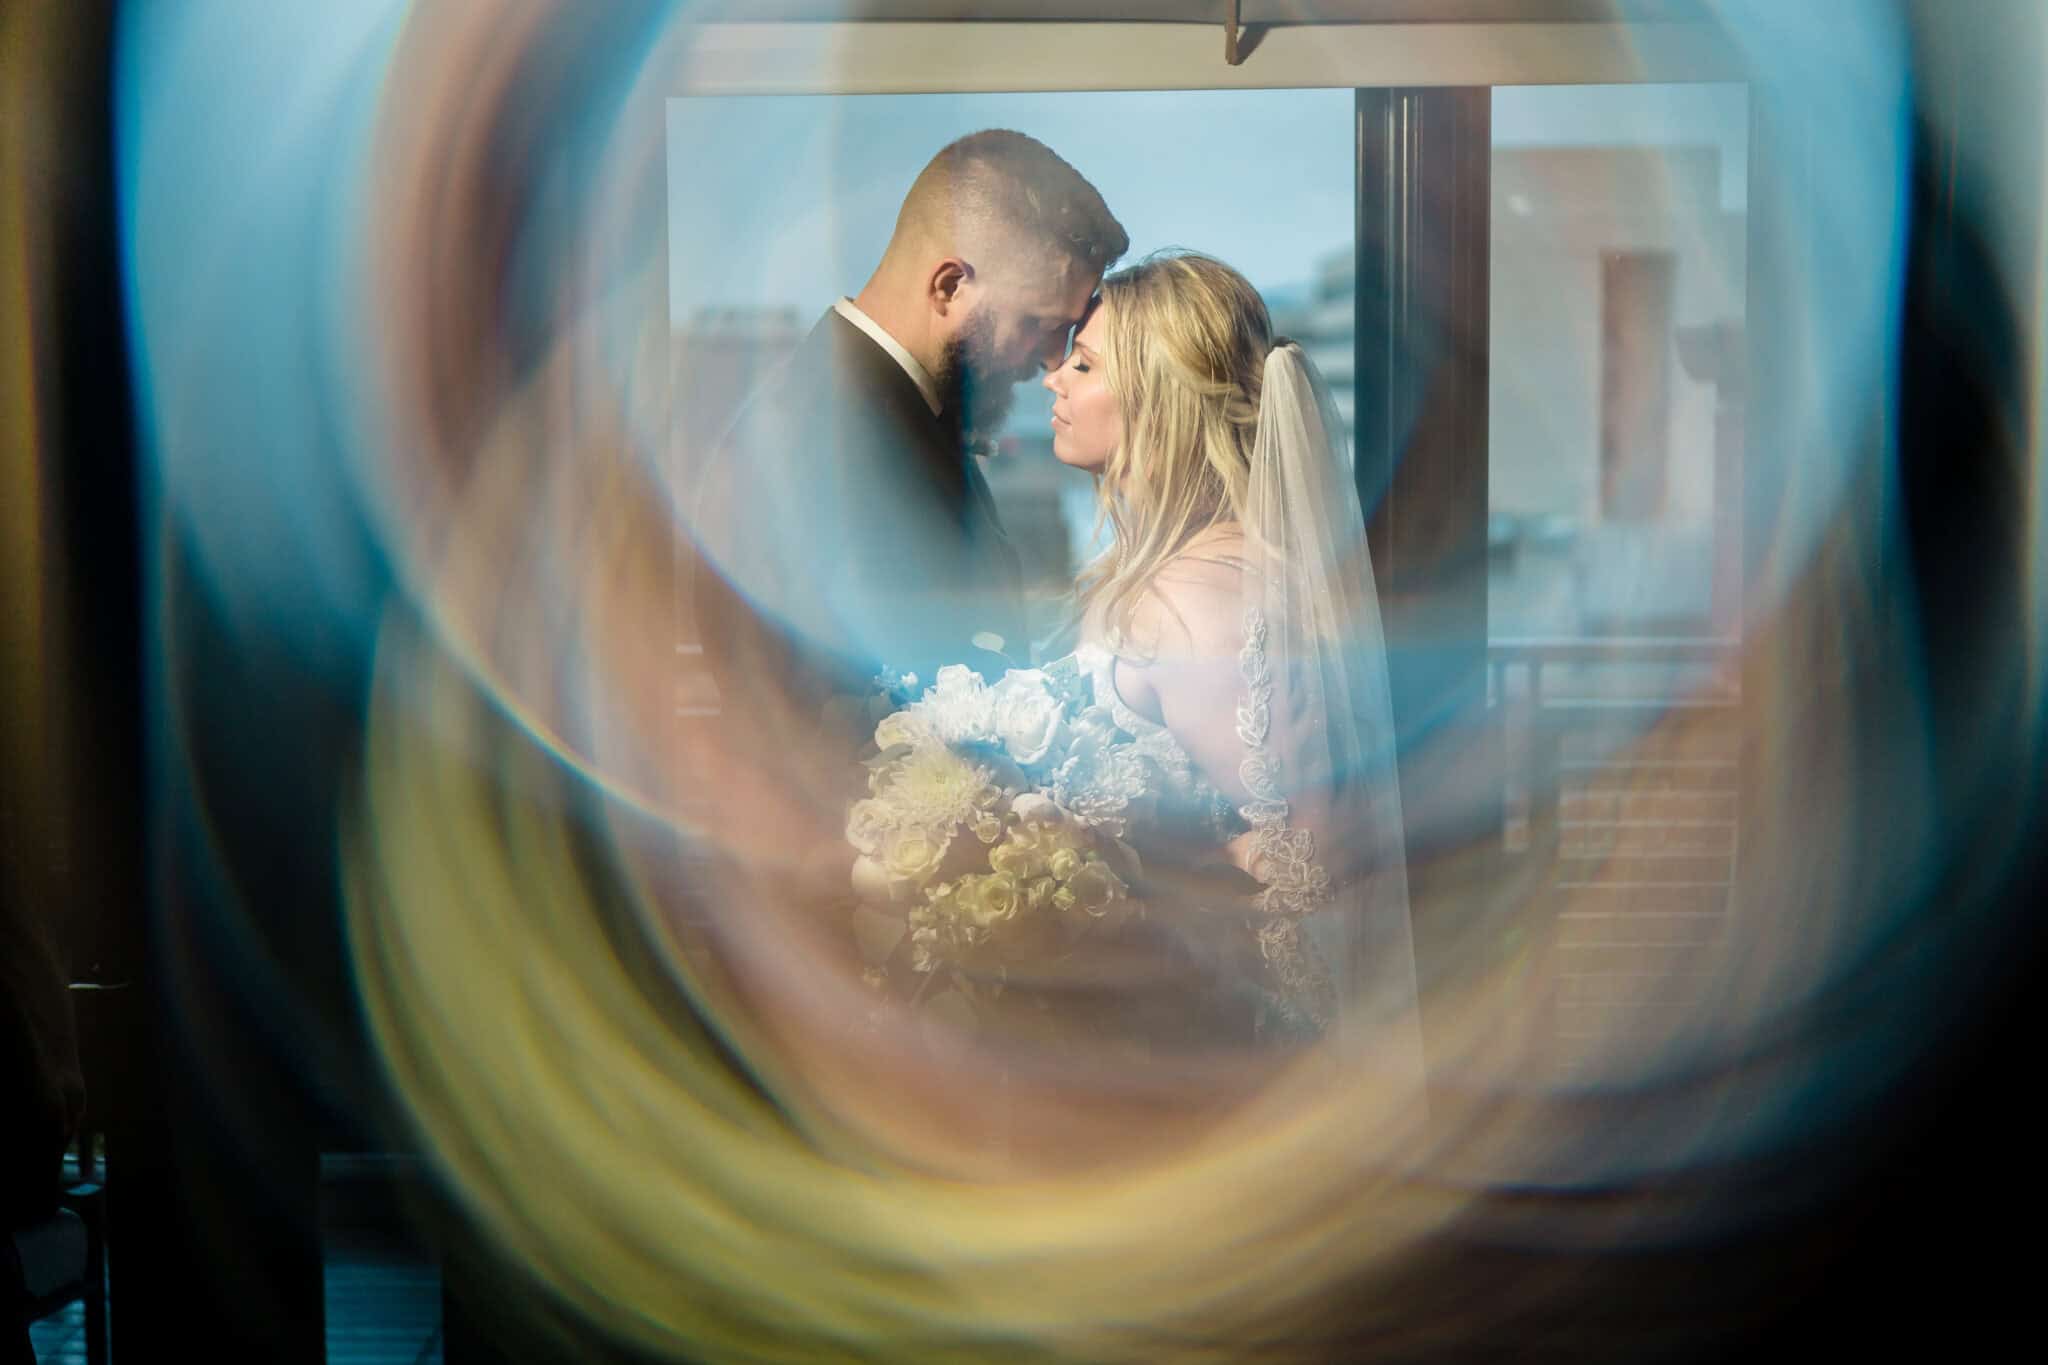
[935,316,1026,450]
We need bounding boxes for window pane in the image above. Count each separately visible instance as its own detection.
[667,90,1353,618]
[1487,83,1748,651]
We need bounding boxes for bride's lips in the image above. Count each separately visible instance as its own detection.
[1050,408,1070,430]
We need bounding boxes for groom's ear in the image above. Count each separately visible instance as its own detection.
[929,258,972,315]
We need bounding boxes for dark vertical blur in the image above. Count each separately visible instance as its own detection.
[48,1,335,1357]
[9,3,419,1356]
[0,0,97,1255]
[0,0,131,1203]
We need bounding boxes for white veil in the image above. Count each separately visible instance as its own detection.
[1244,341,1426,1086]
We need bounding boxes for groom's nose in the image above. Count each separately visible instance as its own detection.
[1034,331,1070,376]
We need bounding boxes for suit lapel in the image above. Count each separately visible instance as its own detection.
[824,312,967,507]
[821,310,1026,650]
[960,452,1022,604]
[959,447,1005,536]
[827,312,1019,542]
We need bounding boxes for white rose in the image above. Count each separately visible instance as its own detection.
[1068,704,1121,751]
[1064,858,1128,916]
[988,669,1067,767]
[872,710,928,751]
[913,664,995,744]
[850,855,895,905]
[1008,792,1068,827]
[880,828,950,899]
[844,799,894,857]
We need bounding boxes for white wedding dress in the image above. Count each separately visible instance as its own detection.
[1021,617,1423,1077]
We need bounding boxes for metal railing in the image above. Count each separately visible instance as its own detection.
[1487,635,1745,1057]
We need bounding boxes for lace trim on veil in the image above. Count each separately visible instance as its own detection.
[1235,604,1338,1030]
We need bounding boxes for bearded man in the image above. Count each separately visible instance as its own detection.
[690,130,1127,748]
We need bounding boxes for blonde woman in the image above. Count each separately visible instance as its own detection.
[1039,251,1424,1076]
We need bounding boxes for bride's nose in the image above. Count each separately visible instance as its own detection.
[1041,366,1062,396]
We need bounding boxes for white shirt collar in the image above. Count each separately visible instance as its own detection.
[833,297,941,417]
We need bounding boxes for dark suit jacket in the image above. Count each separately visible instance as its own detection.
[691,310,1027,739]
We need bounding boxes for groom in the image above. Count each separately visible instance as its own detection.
[692,129,1127,755]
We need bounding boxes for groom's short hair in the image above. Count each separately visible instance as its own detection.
[897,129,1128,280]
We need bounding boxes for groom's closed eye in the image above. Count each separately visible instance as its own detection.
[1031,320,1075,371]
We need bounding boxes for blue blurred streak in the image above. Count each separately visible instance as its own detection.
[117,0,406,665]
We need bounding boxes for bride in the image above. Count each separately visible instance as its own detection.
[1004,250,1424,1080]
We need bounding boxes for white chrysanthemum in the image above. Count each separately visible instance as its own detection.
[877,742,991,834]
[911,664,996,745]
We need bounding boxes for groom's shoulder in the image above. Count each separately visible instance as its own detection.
[712,316,839,445]
[755,311,837,397]
[738,312,893,422]
[708,310,925,484]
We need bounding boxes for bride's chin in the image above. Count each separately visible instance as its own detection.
[1051,442,1102,474]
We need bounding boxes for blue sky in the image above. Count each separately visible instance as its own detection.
[667,83,1747,326]
[667,89,1355,325]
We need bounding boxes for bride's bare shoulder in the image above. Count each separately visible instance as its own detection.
[1129,527,1249,661]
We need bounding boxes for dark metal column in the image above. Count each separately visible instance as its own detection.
[1354,88,1500,1029]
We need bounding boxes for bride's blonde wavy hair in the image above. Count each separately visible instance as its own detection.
[1078,250,1275,653]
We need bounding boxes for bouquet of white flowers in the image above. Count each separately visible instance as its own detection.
[846,663,1143,979]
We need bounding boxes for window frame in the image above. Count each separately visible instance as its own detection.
[660,23,1759,951]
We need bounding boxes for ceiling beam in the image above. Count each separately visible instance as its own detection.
[666,21,1745,96]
